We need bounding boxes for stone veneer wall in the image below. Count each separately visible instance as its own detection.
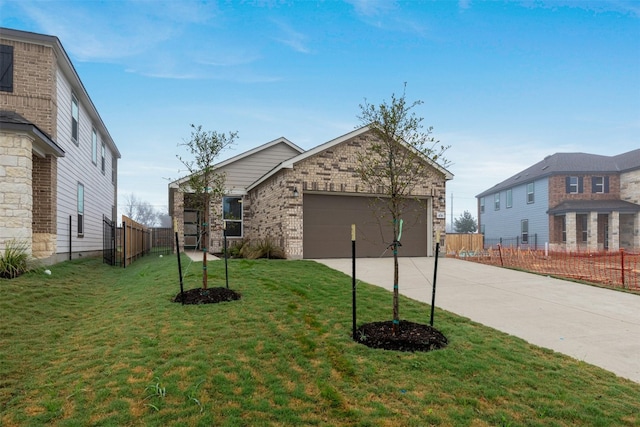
[247,131,448,259]
[0,132,33,256]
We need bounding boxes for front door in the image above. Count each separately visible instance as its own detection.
[184,210,200,250]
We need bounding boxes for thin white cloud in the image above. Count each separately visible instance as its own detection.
[271,19,311,54]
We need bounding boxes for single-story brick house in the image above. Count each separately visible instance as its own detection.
[169,126,452,259]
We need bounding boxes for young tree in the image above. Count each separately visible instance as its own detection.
[357,85,450,334]
[177,124,237,289]
[454,210,478,233]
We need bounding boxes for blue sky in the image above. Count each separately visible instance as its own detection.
[2,0,639,227]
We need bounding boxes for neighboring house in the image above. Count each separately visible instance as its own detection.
[169,126,452,259]
[476,149,640,252]
[0,27,121,264]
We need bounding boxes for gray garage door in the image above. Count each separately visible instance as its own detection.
[303,194,428,258]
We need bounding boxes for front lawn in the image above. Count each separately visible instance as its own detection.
[1,255,638,426]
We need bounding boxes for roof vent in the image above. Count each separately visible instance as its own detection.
[542,165,549,170]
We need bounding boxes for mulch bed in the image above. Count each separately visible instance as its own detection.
[355,320,448,352]
[174,287,242,304]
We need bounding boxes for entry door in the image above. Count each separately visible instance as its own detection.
[184,210,200,250]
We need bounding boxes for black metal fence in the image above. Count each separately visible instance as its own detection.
[484,234,538,250]
[102,217,173,267]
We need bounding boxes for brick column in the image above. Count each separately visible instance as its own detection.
[32,155,58,258]
[608,211,620,251]
[565,212,577,252]
[587,211,598,252]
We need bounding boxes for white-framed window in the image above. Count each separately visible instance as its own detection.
[506,189,512,208]
[480,197,485,213]
[567,176,582,194]
[91,129,98,164]
[494,193,500,211]
[101,142,106,174]
[527,182,534,204]
[77,183,84,237]
[521,219,529,244]
[223,196,242,237]
[111,155,116,184]
[71,94,79,144]
[592,176,608,193]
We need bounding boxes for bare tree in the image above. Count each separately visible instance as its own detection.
[123,193,159,227]
[177,124,237,289]
[357,84,450,334]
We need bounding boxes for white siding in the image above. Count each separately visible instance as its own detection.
[55,68,116,254]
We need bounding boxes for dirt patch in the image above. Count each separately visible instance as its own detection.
[173,287,241,305]
[354,320,448,352]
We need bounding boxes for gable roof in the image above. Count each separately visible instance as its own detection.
[0,110,65,157]
[169,136,303,188]
[476,148,640,198]
[247,125,454,191]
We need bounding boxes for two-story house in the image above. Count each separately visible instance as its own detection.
[476,149,640,252]
[0,27,121,264]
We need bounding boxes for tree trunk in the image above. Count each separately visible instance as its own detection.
[392,216,400,335]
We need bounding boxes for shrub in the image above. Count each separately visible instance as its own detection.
[242,237,286,259]
[0,239,31,279]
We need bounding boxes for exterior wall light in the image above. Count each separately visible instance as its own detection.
[293,187,299,197]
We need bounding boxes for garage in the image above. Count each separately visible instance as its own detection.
[303,193,429,258]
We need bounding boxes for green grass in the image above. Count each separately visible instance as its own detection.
[1,255,638,426]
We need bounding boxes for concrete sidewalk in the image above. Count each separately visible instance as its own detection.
[314,257,640,384]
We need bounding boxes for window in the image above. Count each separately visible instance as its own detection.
[101,142,106,174]
[494,193,500,211]
[71,94,79,144]
[527,182,534,204]
[0,44,14,92]
[506,189,512,208]
[592,176,609,193]
[566,176,583,194]
[521,219,529,244]
[580,214,588,242]
[562,216,566,242]
[480,197,485,213]
[77,183,84,236]
[223,197,242,237]
[91,129,98,164]
[111,155,116,184]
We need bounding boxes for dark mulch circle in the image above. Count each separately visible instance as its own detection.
[174,287,241,305]
[354,320,448,352]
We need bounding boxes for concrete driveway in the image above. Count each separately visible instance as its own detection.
[314,257,640,384]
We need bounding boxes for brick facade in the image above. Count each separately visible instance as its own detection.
[246,131,447,259]
[548,174,620,209]
[0,39,57,138]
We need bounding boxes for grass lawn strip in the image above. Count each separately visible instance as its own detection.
[0,255,638,426]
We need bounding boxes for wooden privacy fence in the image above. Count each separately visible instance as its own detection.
[122,215,150,267]
[445,233,484,255]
